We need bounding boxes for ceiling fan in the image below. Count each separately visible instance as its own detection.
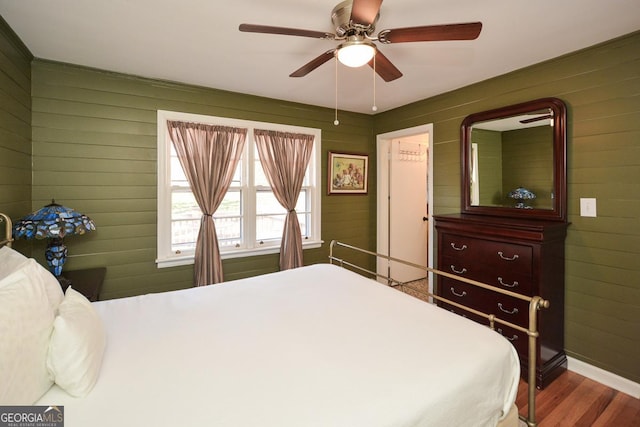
[239,0,482,82]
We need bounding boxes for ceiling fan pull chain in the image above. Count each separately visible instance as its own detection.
[372,53,378,112]
[334,55,340,126]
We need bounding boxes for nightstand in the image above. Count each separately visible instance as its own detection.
[58,267,106,302]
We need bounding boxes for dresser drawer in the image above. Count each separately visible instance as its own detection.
[438,277,529,327]
[485,272,534,296]
[482,240,533,276]
[439,301,488,325]
[438,278,485,312]
[439,280,529,357]
[441,233,533,277]
[440,254,534,296]
[495,324,527,357]
[440,295,528,357]
[440,255,482,278]
[490,293,529,327]
[440,234,484,260]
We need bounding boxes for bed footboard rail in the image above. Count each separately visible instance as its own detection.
[0,212,12,248]
[329,240,547,427]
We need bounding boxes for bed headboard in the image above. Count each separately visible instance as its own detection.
[0,212,13,248]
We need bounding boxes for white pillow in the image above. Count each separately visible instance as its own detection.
[0,260,55,404]
[30,258,64,312]
[0,245,28,279]
[0,246,63,312]
[47,287,106,397]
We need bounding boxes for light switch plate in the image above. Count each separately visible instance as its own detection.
[580,198,597,217]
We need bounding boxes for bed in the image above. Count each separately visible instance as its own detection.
[1,213,545,427]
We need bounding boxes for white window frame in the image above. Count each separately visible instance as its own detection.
[156,110,322,268]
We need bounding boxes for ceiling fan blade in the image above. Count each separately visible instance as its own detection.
[350,0,383,26]
[290,50,336,78]
[378,22,482,44]
[239,24,334,40]
[368,49,402,82]
[520,114,553,124]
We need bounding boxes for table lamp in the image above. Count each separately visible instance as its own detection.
[508,187,536,209]
[12,200,96,277]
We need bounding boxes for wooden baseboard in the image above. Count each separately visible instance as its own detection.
[567,356,640,398]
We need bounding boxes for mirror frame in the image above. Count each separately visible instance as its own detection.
[461,97,567,221]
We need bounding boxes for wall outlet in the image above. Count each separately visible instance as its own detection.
[580,198,597,217]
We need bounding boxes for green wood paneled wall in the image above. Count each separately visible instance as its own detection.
[0,16,31,244]
[375,31,640,384]
[29,60,375,299]
[473,126,554,208]
[472,129,502,205]
[502,126,554,209]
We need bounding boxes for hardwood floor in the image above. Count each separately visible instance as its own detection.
[516,370,640,426]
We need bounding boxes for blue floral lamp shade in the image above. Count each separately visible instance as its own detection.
[12,200,96,277]
[508,187,536,209]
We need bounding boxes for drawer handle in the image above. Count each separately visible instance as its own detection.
[497,328,519,341]
[450,242,467,251]
[498,251,519,261]
[497,277,519,288]
[450,287,467,298]
[450,265,467,274]
[498,303,519,315]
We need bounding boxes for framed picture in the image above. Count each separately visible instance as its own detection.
[328,152,368,195]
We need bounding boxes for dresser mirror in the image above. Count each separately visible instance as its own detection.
[461,97,567,221]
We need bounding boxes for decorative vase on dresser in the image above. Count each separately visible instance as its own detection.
[437,97,569,389]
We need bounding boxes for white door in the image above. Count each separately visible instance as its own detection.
[377,125,433,288]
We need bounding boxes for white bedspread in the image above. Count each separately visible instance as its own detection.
[38,264,519,427]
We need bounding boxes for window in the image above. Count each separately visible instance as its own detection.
[157,110,322,268]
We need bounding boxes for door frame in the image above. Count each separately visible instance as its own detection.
[376,124,434,291]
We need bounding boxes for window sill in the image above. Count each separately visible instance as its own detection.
[156,240,324,269]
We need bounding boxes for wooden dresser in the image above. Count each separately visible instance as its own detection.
[434,213,568,389]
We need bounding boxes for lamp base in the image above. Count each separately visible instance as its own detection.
[45,238,67,277]
[514,200,534,209]
[56,275,72,292]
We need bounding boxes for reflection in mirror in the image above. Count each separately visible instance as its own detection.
[461,97,567,221]
[470,109,554,209]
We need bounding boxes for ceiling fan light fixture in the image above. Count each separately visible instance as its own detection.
[336,40,376,67]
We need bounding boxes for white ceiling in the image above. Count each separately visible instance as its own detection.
[1,0,639,114]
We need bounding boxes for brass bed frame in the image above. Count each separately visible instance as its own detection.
[329,240,546,427]
[0,212,12,248]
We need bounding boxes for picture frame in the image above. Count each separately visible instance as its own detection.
[328,152,368,195]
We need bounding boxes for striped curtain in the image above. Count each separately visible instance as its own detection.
[254,129,314,270]
[167,121,246,285]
